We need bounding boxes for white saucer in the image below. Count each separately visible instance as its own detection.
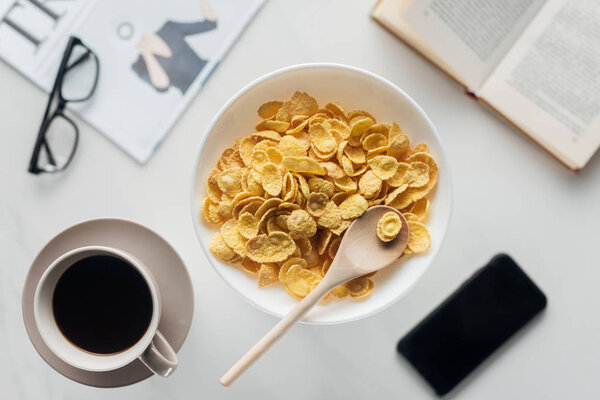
[22,218,194,387]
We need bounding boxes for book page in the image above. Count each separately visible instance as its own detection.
[402,0,547,91]
[371,0,467,88]
[480,0,600,170]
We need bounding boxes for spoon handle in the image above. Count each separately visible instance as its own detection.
[220,274,339,387]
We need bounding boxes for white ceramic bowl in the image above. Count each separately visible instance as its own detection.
[191,63,452,324]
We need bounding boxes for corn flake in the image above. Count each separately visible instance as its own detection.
[285,265,321,298]
[261,162,283,196]
[350,117,374,138]
[218,168,243,196]
[238,212,259,239]
[278,135,306,157]
[309,123,337,154]
[320,161,345,179]
[359,170,382,198]
[308,177,335,197]
[338,194,369,219]
[334,176,357,192]
[209,233,237,262]
[220,220,246,257]
[331,285,349,298]
[317,202,342,229]
[345,277,370,297]
[377,211,402,242]
[257,101,283,119]
[362,133,387,151]
[344,145,366,164]
[282,156,326,175]
[368,156,399,180]
[407,221,431,253]
[246,232,296,263]
[258,263,279,287]
[406,161,430,188]
[287,209,317,238]
[411,198,431,221]
[241,257,260,274]
[306,192,329,217]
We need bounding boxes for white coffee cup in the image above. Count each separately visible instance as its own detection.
[34,246,178,377]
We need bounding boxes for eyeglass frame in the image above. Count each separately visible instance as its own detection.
[28,36,99,174]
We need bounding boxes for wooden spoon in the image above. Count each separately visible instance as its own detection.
[220,205,409,386]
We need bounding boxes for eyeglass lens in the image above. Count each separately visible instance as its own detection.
[37,114,78,172]
[60,43,99,102]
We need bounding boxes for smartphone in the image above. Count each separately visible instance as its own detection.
[397,254,547,396]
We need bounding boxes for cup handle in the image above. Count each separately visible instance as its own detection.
[139,330,178,377]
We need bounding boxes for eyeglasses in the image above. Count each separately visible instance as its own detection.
[28,36,99,174]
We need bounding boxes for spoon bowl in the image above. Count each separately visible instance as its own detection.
[221,206,410,386]
[334,206,409,278]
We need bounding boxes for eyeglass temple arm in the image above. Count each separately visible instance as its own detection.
[42,139,57,166]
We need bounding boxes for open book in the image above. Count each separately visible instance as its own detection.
[372,0,600,171]
[0,0,264,163]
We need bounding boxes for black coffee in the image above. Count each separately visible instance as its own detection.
[52,255,153,354]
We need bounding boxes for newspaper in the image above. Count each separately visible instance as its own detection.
[0,0,264,163]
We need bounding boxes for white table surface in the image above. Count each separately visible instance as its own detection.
[2,1,600,399]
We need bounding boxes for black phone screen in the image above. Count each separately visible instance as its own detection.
[397,254,547,396]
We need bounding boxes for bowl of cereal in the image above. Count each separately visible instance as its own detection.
[191,63,451,324]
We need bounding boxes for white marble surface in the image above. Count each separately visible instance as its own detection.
[2,1,600,399]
